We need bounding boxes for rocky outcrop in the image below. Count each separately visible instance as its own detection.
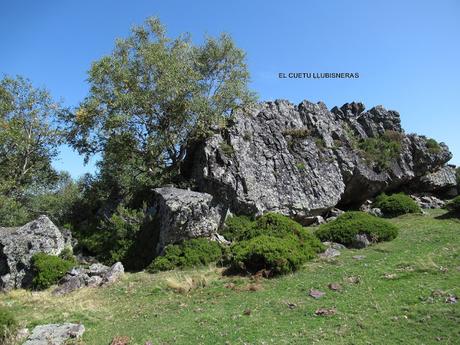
[152,187,226,253]
[53,262,124,295]
[0,216,67,291]
[23,323,85,345]
[411,165,457,197]
[183,100,452,221]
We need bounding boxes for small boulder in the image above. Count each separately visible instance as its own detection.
[351,234,371,249]
[102,262,124,285]
[23,323,85,345]
[152,187,226,254]
[0,215,67,291]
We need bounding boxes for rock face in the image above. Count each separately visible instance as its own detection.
[0,216,67,291]
[23,323,85,345]
[412,165,457,197]
[183,100,452,221]
[53,262,124,295]
[152,187,226,253]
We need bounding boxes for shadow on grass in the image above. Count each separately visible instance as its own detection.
[434,211,460,221]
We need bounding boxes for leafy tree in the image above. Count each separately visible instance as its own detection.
[0,76,66,225]
[65,17,256,197]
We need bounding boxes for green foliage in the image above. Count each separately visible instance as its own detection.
[31,253,75,290]
[425,138,441,153]
[147,238,222,273]
[315,211,399,246]
[0,306,17,343]
[0,194,29,226]
[224,213,323,275]
[374,193,421,217]
[0,76,67,226]
[221,215,254,242]
[358,130,403,171]
[295,162,306,171]
[230,235,316,275]
[445,196,460,214]
[219,142,234,156]
[65,17,255,197]
[59,246,75,262]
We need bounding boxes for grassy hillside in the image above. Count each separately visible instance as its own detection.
[2,210,460,345]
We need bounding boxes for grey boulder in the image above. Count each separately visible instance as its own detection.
[152,187,226,253]
[0,216,67,291]
[53,262,124,295]
[183,100,452,222]
[23,323,85,345]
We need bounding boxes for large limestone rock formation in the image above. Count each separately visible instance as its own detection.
[412,165,457,197]
[152,187,226,253]
[0,215,67,290]
[183,100,452,222]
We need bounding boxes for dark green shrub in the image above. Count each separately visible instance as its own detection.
[31,253,75,290]
[147,238,222,273]
[315,211,398,246]
[426,138,441,153]
[446,196,460,214]
[221,215,254,242]
[0,307,17,343]
[229,235,314,275]
[58,247,76,263]
[456,167,460,194]
[374,193,421,217]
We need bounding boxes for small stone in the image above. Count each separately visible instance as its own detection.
[445,295,457,304]
[314,307,336,316]
[345,276,360,284]
[110,335,130,345]
[352,255,366,260]
[351,234,371,249]
[383,273,398,280]
[328,283,342,291]
[309,289,326,299]
[286,302,297,309]
[243,309,252,315]
[320,247,341,258]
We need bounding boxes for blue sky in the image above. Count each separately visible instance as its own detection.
[1,0,459,178]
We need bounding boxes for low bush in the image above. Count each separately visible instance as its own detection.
[315,211,398,246]
[426,138,441,153]
[0,307,17,343]
[230,235,314,275]
[446,196,460,214]
[31,253,75,290]
[227,213,324,275]
[374,193,421,217]
[147,238,222,273]
[221,215,254,242]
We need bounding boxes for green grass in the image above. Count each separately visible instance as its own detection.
[2,210,460,344]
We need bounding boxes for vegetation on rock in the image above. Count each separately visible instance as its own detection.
[374,193,421,217]
[31,253,76,290]
[315,211,398,246]
[425,138,441,153]
[358,130,404,170]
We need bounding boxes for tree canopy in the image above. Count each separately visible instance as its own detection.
[66,17,256,195]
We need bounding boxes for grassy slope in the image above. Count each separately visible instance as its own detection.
[2,210,460,345]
